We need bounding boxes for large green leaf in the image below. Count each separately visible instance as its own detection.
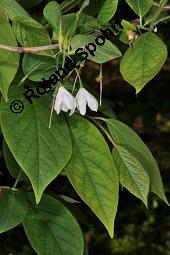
[0,0,29,20]
[24,194,84,255]
[113,145,150,206]
[83,0,106,16]
[22,54,61,82]
[71,34,122,64]
[120,32,168,93]
[3,140,27,181]
[78,14,99,34]
[125,0,153,17]
[0,189,28,233]
[62,13,80,39]
[91,39,121,63]
[106,119,169,205]
[0,13,19,101]
[97,0,118,25]
[66,115,119,237]
[44,2,87,41]
[12,16,52,48]
[43,1,62,38]
[0,87,72,203]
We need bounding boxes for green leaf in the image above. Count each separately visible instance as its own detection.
[78,14,99,34]
[118,31,129,44]
[24,193,84,255]
[92,39,121,63]
[44,3,88,43]
[97,0,118,25]
[120,32,168,93]
[121,19,137,31]
[106,119,169,205]
[62,13,79,38]
[22,54,61,82]
[3,140,28,181]
[0,189,28,233]
[12,16,52,48]
[0,87,72,203]
[43,1,62,38]
[71,34,122,64]
[125,0,153,17]
[83,0,106,16]
[113,145,150,206]
[0,0,29,20]
[66,115,119,237]
[0,13,19,101]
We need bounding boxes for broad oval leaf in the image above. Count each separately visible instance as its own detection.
[43,1,62,38]
[78,14,99,34]
[0,87,72,203]
[120,32,168,93]
[97,0,118,25]
[24,193,84,255]
[62,13,79,38]
[71,34,122,64]
[0,13,20,101]
[66,115,119,237]
[46,3,80,40]
[12,16,52,49]
[106,119,169,205]
[0,189,28,233]
[22,53,61,82]
[83,0,106,16]
[113,145,150,206]
[0,0,29,20]
[125,0,153,17]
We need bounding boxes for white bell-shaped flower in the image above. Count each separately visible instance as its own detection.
[54,86,76,115]
[76,88,98,115]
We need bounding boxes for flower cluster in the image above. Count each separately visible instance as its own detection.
[53,87,98,116]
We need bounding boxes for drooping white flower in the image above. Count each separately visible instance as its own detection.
[54,86,76,115]
[76,88,98,115]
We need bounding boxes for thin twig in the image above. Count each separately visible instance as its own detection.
[0,44,59,53]
[0,3,170,54]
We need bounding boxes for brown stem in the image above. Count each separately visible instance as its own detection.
[0,44,59,53]
[0,4,170,54]
[164,5,170,11]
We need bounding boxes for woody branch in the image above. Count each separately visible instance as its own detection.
[0,4,169,54]
[0,44,59,53]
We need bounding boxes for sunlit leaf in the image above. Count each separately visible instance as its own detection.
[66,115,119,237]
[0,87,72,203]
[120,32,168,93]
[107,119,169,205]
[113,145,150,206]
[24,193,84,255]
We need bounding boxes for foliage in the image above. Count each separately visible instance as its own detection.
[0,0,169,254]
